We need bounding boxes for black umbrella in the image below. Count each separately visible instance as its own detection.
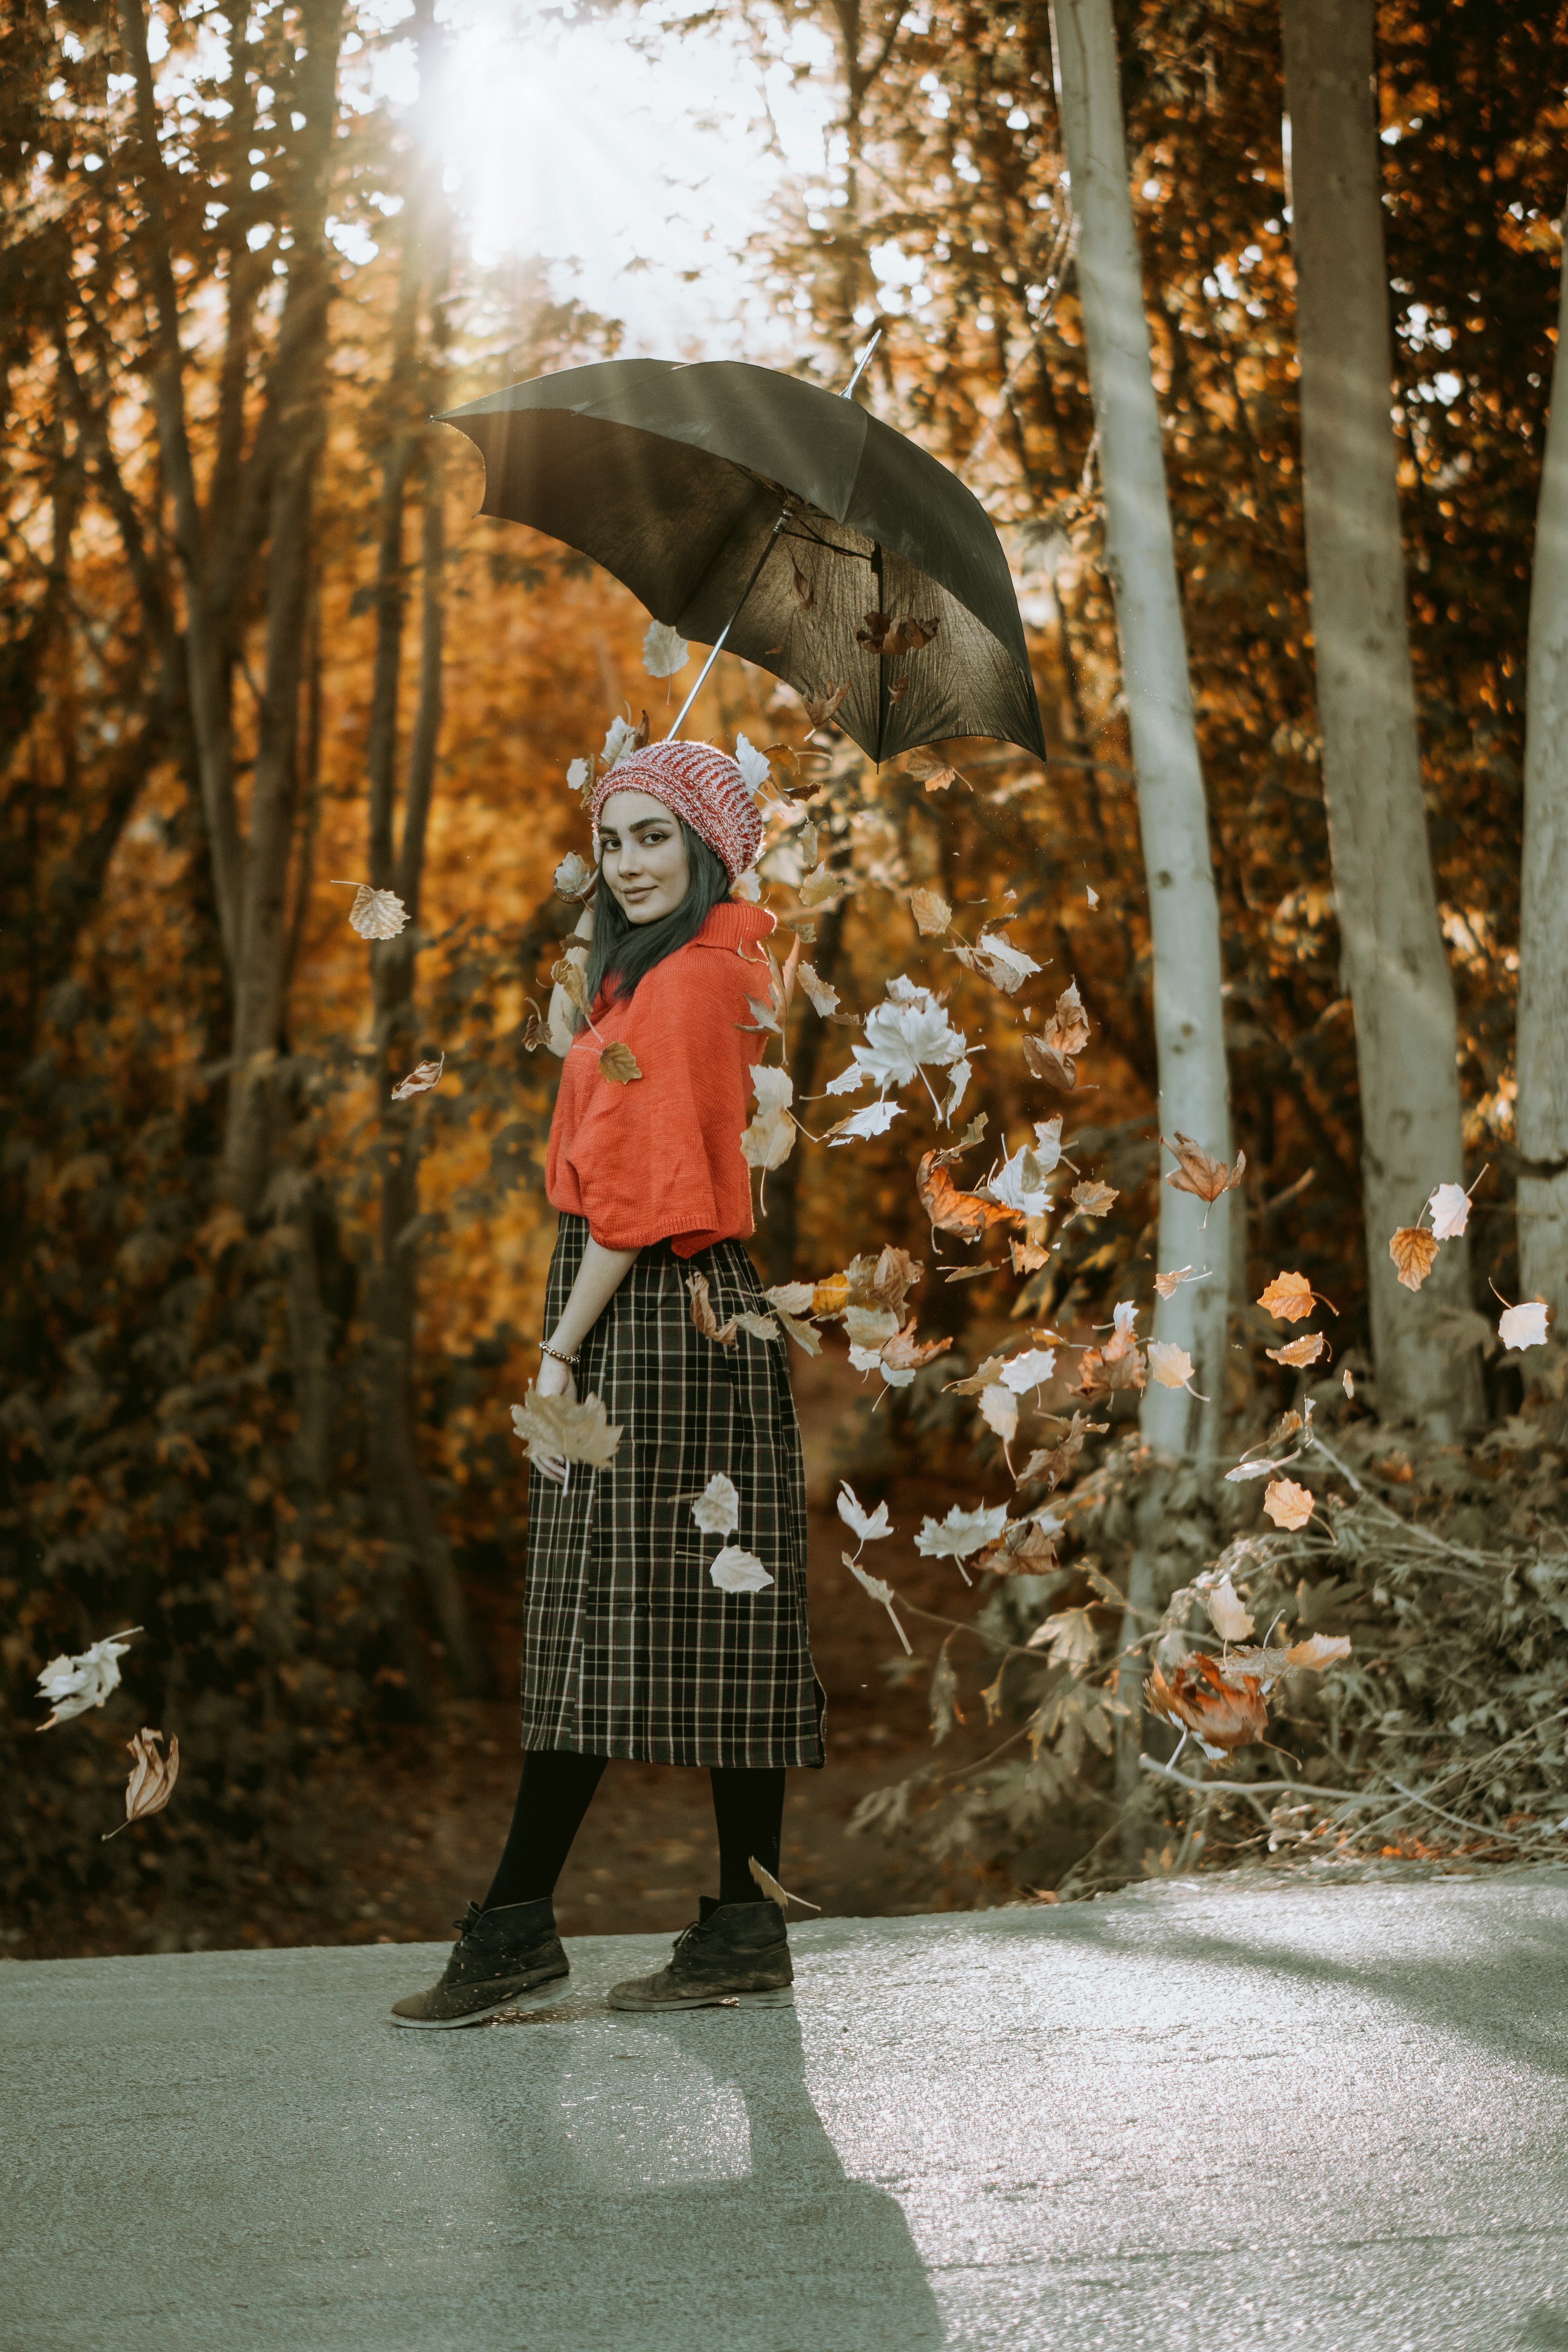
[437,350,1046,768]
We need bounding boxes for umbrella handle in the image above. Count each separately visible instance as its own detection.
[664,501,792,742]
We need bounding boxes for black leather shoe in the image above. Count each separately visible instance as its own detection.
[390,1898,569,2028]
[608,1896,794,2012]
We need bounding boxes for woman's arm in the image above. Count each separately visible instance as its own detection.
[547,902,594,1058]
[530,1237,639,1483]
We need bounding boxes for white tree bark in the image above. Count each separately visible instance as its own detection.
[1051,0,1234,1459]
[1517,226,1568,1319]
[1281,0,1481,1432]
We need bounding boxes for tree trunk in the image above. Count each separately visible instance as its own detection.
[1516,225,1568,1320]
[1050,0,1234,1459]
[1281,0,1481,1431]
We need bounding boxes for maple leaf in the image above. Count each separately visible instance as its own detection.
[918,1154,1020,1243]
[566,757,592,798]
[390,1052,445,1102]
[798,962,840,1016]
[1001,1347,1057,1392]
[692,1473,739,1535]
[825,980,968,1102]
[838,1481,893,1543]
[1257,1270,1319,1322]
[1205,1575,1255,1642]
[735,733,772,794]
[601,711,650,769]
[952,929,1042,996]
[1154,1264,1208,1301]
[765,1280,815,1317]
[740,1064,796,1172]
[710,1544,774,1593]
[1498,1298,1550,1352]
[335,882,409,940]
[799,861,851,908]
[1022,1036,1077,1091]
[1163,1132,1245,1211]
[915,1501,1009,1564]
[1071,1340,1145,1401]
[987,1142,1053,1218]
[1427,1181,1473,1240]
[687,1271,740,1346]
[842,1551,912,1655]
[1267,1332,1325,1367]
[904,745,962,793]
[1046,979,1090,1057]
[802,684,849,731]
[1264,1477,1314,1530]
[1018,1412,1098,1490]
[973,1514,1062,1577]
[102,1726,180,1840]
[770,1307,822,1355]
[748,1855,820,1912]
[844,1302,900,1350]
[642,618,690,677]
[860,1245,924,1316]
[551,947,592,1017]
[979,1383,1018,1444]
[1069,1179,1117,1221]
[910,887,953,935]
[1388,1226,1439,1291]
[35,1627,141,1730]
[857,609,940,656]
[1145,1656,1268,1757]
[598,1042,643,1085]
[823,1100,906,1145]
[880,1321,953,1375]
[510,1388,623,1468]
[1147,1340,1195,1390]
[554,851,595,900]
[1027,1608,1100,1672]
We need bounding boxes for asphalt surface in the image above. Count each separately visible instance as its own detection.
[6,1873,1568,2351]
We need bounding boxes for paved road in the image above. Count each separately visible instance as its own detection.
[6,1875,1568,2351]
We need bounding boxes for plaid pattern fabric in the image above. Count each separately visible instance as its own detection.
[521,1214,825,1768]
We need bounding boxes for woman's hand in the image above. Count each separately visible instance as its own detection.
[531,1352,577,1486]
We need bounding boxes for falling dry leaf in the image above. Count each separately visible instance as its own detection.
[1018,1412,1099,1491]
[1022,1037,1078,1091]
[1044,979,1089,1058]
[1267,1332,1326,1368]
[910,887,953,936]
[917,1152,1022,1245]
[598,1042,643,1086]
[798,962,840,1016]
[1427,1180,1479,1240]
[1388,1226,1439,1292]
[1498,1298,1550,1352]
[510,1388,623,1468]
[1263,1477,1314,1530]
[979,1383,1019,1444]
[1086,885,1100,908]
[857,610,940,657]
[391,1052,446,1102]
[336,882,409,940]
[36,1628,142,1730]
[842,1550,912,1653]
[748,1855,821,1912]
[102,1727,180,1839]
[1069,1180,1118,1221]
[687,1271,741,1346]
[554,851,595,900]
[838,1481,893,1543]
[1205,1575,1256,1642]
[1147,1340,1195,1390]
[1342,1367,1355,1398]
[692,1473,740,1535]
[904,745,962,793]
[915,1501,1009,1565]
[880,1321,953,1374]
[1154,1265,1208,1301]
[1163,1132,1246,1210]
[740,1065,796,1172]
[710,1544,774,1594]
[951,929,1041,996]
[642,618,690,678]
[802,683,849,731]
[1145,1656,1268,1759]
[1257,1270,1318,1323]
[552,949,592,1016]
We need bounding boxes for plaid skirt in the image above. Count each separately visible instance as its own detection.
[520,1214,825,1768]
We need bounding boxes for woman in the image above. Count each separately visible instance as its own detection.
[392,740,824,2029]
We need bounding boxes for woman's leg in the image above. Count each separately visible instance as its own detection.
[482,1749,609,1912]
[709,1766,786,1904]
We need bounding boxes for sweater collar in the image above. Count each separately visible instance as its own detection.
[691,900,779,954]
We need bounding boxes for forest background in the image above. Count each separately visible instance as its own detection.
[5,0,1568,1958]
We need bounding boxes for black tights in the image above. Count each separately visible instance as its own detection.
[481,1750,785,1914]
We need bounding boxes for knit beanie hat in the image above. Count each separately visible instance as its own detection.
[591,740,762,883]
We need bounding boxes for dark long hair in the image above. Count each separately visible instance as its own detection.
[580,820,732,1019]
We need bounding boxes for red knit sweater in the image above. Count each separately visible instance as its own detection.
[545,900,775,1256]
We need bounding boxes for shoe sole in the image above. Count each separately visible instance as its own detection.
[389,1975,572,2030]
[606,1985,795,2013]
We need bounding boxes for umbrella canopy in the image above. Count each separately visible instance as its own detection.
[437,358,1046,767]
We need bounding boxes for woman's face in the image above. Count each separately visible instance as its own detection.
[598,789,690,924]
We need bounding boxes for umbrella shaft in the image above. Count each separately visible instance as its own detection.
[666,503,792,742]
